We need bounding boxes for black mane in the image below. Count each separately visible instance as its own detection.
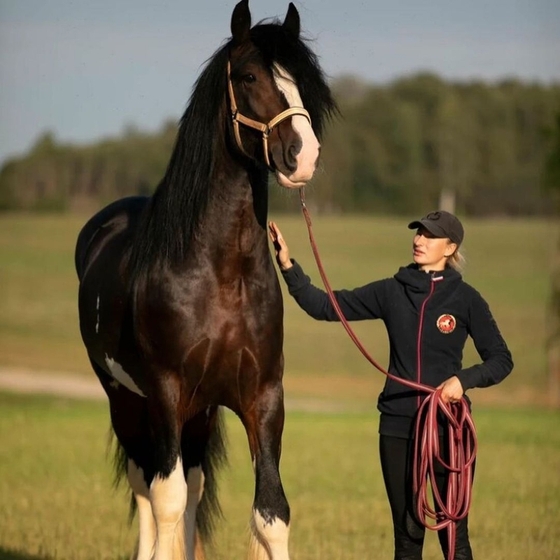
[128,20,338,282]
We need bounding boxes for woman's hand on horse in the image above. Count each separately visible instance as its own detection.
[268,221,293,270]
[436,375,464,404]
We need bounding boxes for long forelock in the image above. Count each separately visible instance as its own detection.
[250,23,338,139]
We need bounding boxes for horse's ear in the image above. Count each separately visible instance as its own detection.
[282,2,300,38]
[231,0,251,45]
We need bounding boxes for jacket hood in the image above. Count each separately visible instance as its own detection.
[394,263,462,293]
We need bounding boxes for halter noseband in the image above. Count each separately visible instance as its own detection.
[227,61,312,168]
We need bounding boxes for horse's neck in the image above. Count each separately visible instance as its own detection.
[194,161,270,269]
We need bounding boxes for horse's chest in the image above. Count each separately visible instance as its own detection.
[191,286,277,349]
[140,279,281,366]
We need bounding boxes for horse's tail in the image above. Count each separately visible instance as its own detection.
[108,429,137,522]
[196,406,228,543]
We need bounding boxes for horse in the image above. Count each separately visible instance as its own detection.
[74,1,337,559]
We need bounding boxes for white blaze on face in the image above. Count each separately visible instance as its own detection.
[104,354,146,397]
[273,63,320,188]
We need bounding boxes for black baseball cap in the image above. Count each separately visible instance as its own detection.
[408,210,464,245]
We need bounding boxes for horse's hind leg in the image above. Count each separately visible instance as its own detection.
[243,384,290,560]
[93,362,186,559]
[128,459,157,560]
[90,361,157,560]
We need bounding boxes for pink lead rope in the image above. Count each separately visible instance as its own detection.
[298,189,477,560]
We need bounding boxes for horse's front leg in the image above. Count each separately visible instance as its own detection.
[147,375,188,560]
[244,382,290,560]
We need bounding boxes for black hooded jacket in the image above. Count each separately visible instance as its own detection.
[282,260,513,438]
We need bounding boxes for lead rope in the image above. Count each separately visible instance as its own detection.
[298,189,477,560]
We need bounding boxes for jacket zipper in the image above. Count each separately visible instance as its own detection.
[416,275,444,409]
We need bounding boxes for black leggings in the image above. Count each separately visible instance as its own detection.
[379,435,474,560]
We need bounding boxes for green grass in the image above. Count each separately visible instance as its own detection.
[0,212,557,408]
[0,214,87,372]
[0,393,559,559]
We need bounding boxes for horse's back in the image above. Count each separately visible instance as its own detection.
[75,195,148,280]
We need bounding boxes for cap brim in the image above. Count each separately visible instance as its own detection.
[408,219,448,238]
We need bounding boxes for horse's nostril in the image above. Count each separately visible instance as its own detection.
[285,144,298,171]
[289,144,298,158]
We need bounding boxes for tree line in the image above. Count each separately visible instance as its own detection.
[1,72,559,215]
[543,114,560,407]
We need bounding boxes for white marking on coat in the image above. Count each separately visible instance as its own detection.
[128,459,156,560]
[273,64,320,185]
[104,354,146,397]
[150,456,187,559]
[95,295,100,333]
[251,509,290,560]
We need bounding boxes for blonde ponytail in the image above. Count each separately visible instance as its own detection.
[447,247,466,272]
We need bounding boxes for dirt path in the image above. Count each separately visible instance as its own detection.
[0,367,355,413]
[0,367,105,400]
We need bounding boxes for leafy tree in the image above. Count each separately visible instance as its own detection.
[1,77,559,217]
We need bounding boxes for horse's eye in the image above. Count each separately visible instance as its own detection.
[242,74,256,84]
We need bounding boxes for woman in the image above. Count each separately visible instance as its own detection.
[268,210,513,560]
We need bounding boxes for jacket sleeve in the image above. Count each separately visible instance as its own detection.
[456,289,513,391]
[280,259,385,321]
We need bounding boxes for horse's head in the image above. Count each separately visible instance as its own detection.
[228,0,337,189]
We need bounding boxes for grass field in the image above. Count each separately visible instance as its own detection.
[0,212,558,407]
[0,392,559,560]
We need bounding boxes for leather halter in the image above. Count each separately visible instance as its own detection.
[227,61,312,168]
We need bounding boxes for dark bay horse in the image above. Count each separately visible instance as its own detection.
[75,1,336,558]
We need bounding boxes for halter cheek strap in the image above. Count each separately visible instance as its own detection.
[227,61,312,168]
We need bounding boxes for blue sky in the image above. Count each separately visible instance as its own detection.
[1,0,559,166]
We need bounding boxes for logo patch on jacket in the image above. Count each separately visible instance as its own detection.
[436,314,456,334]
